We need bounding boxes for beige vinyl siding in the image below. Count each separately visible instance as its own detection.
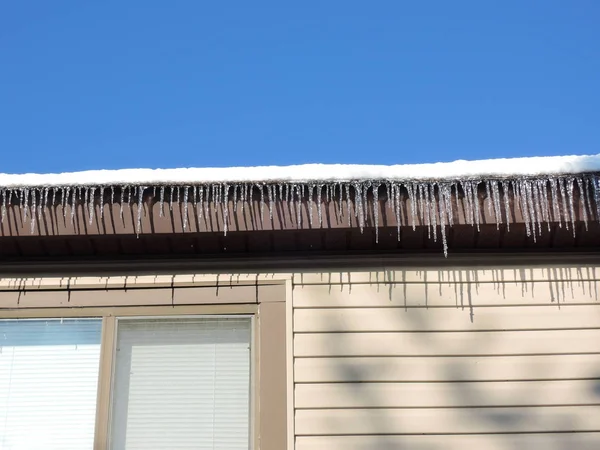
[292,265,600,450]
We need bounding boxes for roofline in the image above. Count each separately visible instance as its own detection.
[1,154,599,188]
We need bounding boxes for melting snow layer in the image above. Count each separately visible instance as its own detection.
[0,154,599,187]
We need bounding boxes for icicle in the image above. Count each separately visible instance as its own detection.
[87,187,96,225]
[354,183,365,233]
[233,184,238,212]
[63,187,70,219]
[559,177,570,230]
[258,184,265,225]
[71,188,78,225]
[526,181,539,239]
[394,183,402,240]
[192,186,198,219]
[523,180,538,240]
[485,181,493,220]
[437,183,449,257]
[469,182,481,232]
[363,182,371,229]
[248,184,254,210]
[385,183,392,222]
[127,186,133,212]
[549,178,561,227]
[199,186,205,221]
[277,184,283,203]
[267,184,274,223]
[576,178,589,231]
[30,190,37,234]
[50,188,57,210]
[414,183,422,225]
[326,184,331,203]
[182,187,190,231]
[491,181,502,229]
[83,188,89,222]
[317,184,323,228]
[373,183,380,243]
[447,183,455,227]
[168,187,174,213]
[37,187,46,221]
[294,185,302,229]
[119,187,125,219]
[240,184,245,215]
[514,181,530,237]
[461,181,473,226]
[307,184,314,227]
[223,184,230,235]
[566,177,576,236]
[583,176,596,221]
[501,181,511,232]
[429,183,437,242]
[99,187,105,220]
[22,189,29,222]
[528,181,542,236]
[111,186,116,206]
[418,183,428,232]
[593,175,600,221]
[18,189,24,220]
[135,186,145,235]
[536,181,546,233]
[205,185,211,220]
[1,189,6,224]
[159,186,165,217]
[213,184,220,226]
[344,184,352,227]
[420,183,431,235]
[535,180,550,232]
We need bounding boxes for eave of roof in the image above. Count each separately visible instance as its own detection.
[0,154,599,188]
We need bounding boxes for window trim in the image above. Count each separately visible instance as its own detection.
[0,282,288,450]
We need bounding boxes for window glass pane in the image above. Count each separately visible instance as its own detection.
[110,317,251,450]
[0,318,102,450]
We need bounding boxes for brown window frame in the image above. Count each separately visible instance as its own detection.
[0,280,288,450]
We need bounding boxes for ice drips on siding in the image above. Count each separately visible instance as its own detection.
[1,174,599,256]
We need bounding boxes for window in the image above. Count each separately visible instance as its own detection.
[0,319,102,450]
[109,317,252,450]
[0,282,287,450]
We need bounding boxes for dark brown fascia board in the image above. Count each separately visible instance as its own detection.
[0,251,598,277]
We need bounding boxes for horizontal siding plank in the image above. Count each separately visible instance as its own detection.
[293,267,600,285]
[293,282,599,308]
[296,433,600,450]
[295,406,600,435]
[294,305,600,332]
[295,380,600,408]
[294,354,600,382]
[294,330,600,357]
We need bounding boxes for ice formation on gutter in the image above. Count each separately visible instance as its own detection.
[1,154,599,256]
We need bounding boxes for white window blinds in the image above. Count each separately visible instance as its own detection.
[109,317,252,450]
[0,318,102,450]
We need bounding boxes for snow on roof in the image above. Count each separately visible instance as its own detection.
[0,154,599,188]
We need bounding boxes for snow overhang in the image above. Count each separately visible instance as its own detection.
[0,154,599,187]
[0,154,599,257]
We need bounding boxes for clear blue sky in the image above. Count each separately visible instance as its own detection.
[1,1,598,174]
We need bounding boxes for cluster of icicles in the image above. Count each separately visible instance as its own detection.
[1,174,599,256]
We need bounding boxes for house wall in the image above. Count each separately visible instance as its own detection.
[2,261,600,449]
[292,265,600,450]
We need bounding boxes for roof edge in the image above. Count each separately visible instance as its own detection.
[1,154,599,188]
